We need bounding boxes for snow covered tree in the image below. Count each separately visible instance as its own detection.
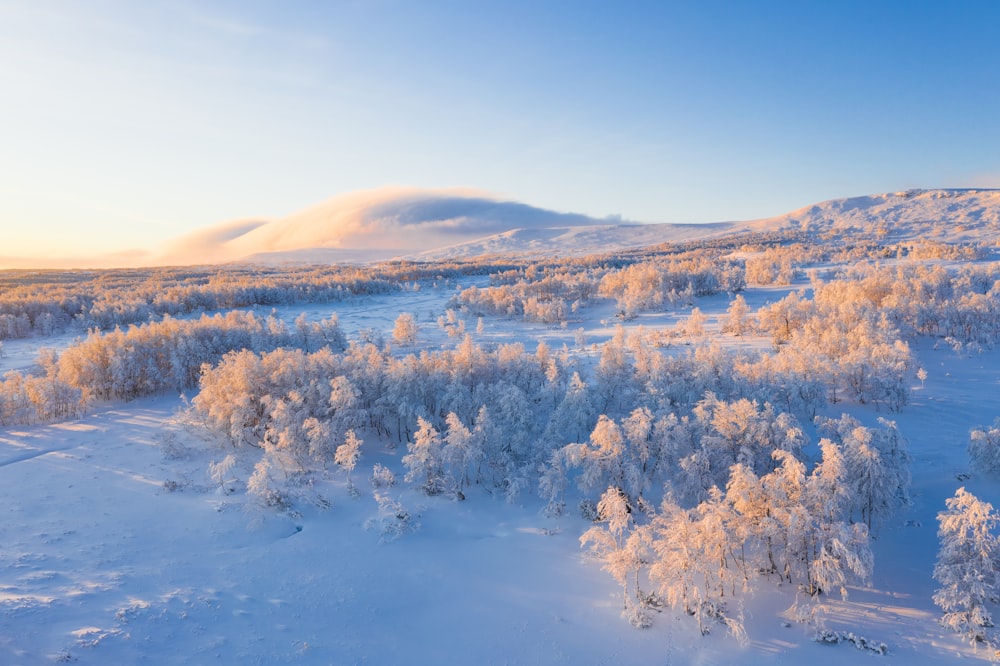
[804,440,873,598]
[621,406,659,502]
[761,449,809,585]
[370,490,418,542]
[691,486,738,600]
[442,411,480,496]
[649,496,722,635]
[692,394,804,487]
[562,415,627,497]
[539,447,570,518]
[807,520,873,601]
[260,391,313,476]
[392,312,419,346]
[934,487,1000,647]
[580,487,651,627]
[544,372,595,445]
[594,330,639,415]
[208,454,238,494]
[818,414,910,534]
[247,458,290,511]
[334,429,363,491]
[303,417,334,467]
[721,294,752,337]
[328,375,364,439]
[649,496,699,609]
[683,307,707,339]
[725,462,774,580]
[402,417,446,495]
[969,419,1000,476]
[370,462,396,489]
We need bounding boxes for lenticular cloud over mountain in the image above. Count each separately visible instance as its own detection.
[153,187,608,265]
[8,186,998,270]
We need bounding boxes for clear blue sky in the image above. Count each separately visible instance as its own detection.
[2,0,998,258]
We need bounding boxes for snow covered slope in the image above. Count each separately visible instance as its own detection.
[744,188,1000,243]
[408,221,737,261]
[153,187,1000,266]
[416,188,1000,261]
[151,187,610,265]
[4,188,997,269]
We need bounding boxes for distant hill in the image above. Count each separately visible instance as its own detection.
[150,187,997,266]
[151,186,612,265]
[6,187,996,269]
[414,189,1000,260]
[744,188,1000,242]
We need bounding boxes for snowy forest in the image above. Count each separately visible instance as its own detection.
[5,198,1000,663]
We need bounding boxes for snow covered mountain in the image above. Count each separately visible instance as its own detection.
[3,187,997,269]
[151,187,611,265]
[745,188,1000,243]
[152,187,1000,266]
[419,188,1000,260]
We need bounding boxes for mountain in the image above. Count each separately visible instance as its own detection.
[407,221,737,261]
[745,188,1000,242]
[151,187,612,265]
[417,188,1000,260]
[39,186,995,268]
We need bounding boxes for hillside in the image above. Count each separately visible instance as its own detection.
[153,187,1000,266]
[746,188,1000,243]
[150,187,610,265]
[3,188,997,270]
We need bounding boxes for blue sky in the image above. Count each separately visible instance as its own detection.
[2,0,998,258]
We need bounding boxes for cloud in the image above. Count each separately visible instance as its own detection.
[150,186,606,265]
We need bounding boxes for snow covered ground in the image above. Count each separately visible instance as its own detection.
[4,190,1000,664]
[0,279,995,665]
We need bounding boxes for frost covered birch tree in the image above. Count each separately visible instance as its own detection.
[969,419,1000,475]
[334,429,363,492]
[403,417,447,495]
[934,487,1000,647]
[580,487,651,627]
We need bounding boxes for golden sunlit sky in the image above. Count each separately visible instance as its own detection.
[1,0,998,261]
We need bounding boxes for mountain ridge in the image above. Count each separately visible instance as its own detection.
[162,187,1000,266]
[4,187,997,269]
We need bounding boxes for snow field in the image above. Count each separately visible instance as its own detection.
[2,251,1000,663]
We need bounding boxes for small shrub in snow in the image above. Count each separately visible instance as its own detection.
[813,629,888,655]
[156,431,191,460]
[578,498,598,521]
[370,463,396,489]
[247,460,293,512]
[623,603,653,629]
[209,454,238,494]
[366,491,419,542]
